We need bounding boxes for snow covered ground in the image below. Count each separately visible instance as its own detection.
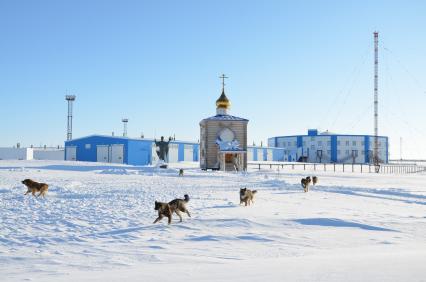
[1,160,425,281]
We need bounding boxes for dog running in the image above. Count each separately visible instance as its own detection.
[239,188,257,206]
[22,179,49,197]
[153,201,173,224]
[179,169,184,176]
[153,194,191,224]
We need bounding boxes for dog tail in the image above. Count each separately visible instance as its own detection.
[252,190,257,194]
[184,194,190,202]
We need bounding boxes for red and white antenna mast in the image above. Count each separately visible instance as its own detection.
[373,31,379,166]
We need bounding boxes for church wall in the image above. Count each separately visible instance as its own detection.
[200,120,248,169]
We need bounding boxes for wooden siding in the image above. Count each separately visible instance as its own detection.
[200,119,248,170]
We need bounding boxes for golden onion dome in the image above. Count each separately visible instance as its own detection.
[216,90,231,109]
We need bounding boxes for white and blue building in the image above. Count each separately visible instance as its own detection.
[247,146,285,162]
[268,129,389,164]
[64,135,199,166]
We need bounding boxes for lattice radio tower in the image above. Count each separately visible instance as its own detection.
[65,95,76,141]
[373,32,379,165]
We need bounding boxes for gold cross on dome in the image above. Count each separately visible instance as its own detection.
[219,74,228,90]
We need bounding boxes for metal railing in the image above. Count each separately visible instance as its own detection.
[248,162,426,174]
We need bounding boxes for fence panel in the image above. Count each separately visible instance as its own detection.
[248,162,425,174]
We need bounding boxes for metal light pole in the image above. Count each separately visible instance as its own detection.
[122,118,128,137]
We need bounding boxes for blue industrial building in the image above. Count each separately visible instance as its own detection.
[64,135,287,166]
[65,135,199,166]
[268,129,389,164]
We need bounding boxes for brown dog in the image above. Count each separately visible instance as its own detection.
[239,188,257,206]
[153,194,191,224]
[168,194,191,222]
[312,176,318,185]
[22,179,48,197]
[153,201,172,224]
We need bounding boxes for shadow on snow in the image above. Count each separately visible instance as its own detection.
[320,186,426,206]
[292,218,398,232]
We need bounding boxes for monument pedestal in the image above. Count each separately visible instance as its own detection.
[156,160,168,169]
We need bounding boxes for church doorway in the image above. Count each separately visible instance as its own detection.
[225,154,233,163]
[220,152,245,171]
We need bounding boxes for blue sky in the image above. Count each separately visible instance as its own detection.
[1,0,425,158]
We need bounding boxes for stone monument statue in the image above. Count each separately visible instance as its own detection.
[154,136,172,165]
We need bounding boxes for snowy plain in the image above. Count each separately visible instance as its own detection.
[0,160,425,282]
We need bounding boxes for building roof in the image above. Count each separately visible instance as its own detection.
[270,129,388,139]
[202,114,249,122]
[319,130,337,135]
[269,134,388,139]
[65,134,198,144]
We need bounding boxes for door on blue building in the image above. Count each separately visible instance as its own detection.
[97,145,109,163]
[111,144,124,164]
[66,146,76,161]
[184,145,194,162]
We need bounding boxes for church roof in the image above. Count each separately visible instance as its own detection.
[219,148,246,152]
[216,89,231,109]
[202,114,249,122]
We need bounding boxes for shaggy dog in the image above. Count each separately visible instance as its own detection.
[22,179,49,197]
[153,194,191,224]
[153,201,172,224]
[179,169,184,176]
[239,188,257,206]
[168,194,191,222]
[301,176,312,193]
